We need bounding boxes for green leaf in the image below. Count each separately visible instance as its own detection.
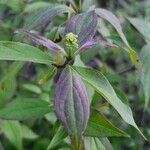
[100,138,113,150]
[84,110,129,137]
[140,44,150,108]
[0,120,22,150]
[0,62,24,107]
[128,17,150,43]
[84,137,109,150]
[47,126,67,150]
[22,83,42,94]
[114,87,129,105]
[24,2,51,13]
[71,66,146,139]
[0,41,52,64]
[38,67,57,85]
[82,0,94,11]
[0,0,25,12]
[0,98,52,120]
[21,125,39,140]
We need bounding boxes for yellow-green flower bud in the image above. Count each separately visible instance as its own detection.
[63,33,79,56]
[65,33,78,45]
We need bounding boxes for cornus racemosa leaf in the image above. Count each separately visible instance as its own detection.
[55,66,89,139]
[95,8,130,49]
[47,126,67,150]
[24,4,74,30]
[84,110,129,137]
[95,8,141,68]
[64,11,98,46]
[75,39,97,54]
[72,66,147,140]
[0,98,52,120]
[1,121,22,150]
[0,41,53,64]
[140,44,150,108]
[22,31,66,55]
[128,17,150,43]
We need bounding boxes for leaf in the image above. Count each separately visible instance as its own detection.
[24,2,50,13]
[55,66,90,138]
[38,67,57,85]
[47,126,67,150]
[0,41,52,64]
[71,66,146,139]
[128,17,150,43]
[22,83,42,94]
[100,138,113,150]
[0,98,51,120]
[20,31,65,55]
[82,0,94,11]
[114,87,129,105]
[84,137,107,150]
[0,62,24,107]
[73,55,95,102]
[0,62,24,82]
[64,11,98,46]
[84,110,129,137]
[95,9,141,67]
[95,8,130,49]
[0,120,22,150]
[140,44,150,108]
[21,125,39,140]
[24,4,74,30]
[0,0,25,12]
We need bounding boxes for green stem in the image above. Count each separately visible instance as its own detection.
[78,0,82,13]
[71,136,84,150]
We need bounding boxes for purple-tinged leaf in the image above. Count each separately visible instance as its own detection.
[75,39,97,54]
[55,66,89,138]
[64,11,98,46]
[79,39,97,52]
[23,31,65,55]
[95,8,130,49]
[75,38,118,55]
[95,9,141,68]
[24,5,74,30]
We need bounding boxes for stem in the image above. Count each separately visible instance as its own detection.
[71,136,84,150]
[78,0,82,12]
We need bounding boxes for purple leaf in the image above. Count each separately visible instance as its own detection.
[64,11,98,46]
[25,5,74,30]
[55,66,89,138]
[24,31,65,55]
[95,8,130,48]
[78,39,97,53]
